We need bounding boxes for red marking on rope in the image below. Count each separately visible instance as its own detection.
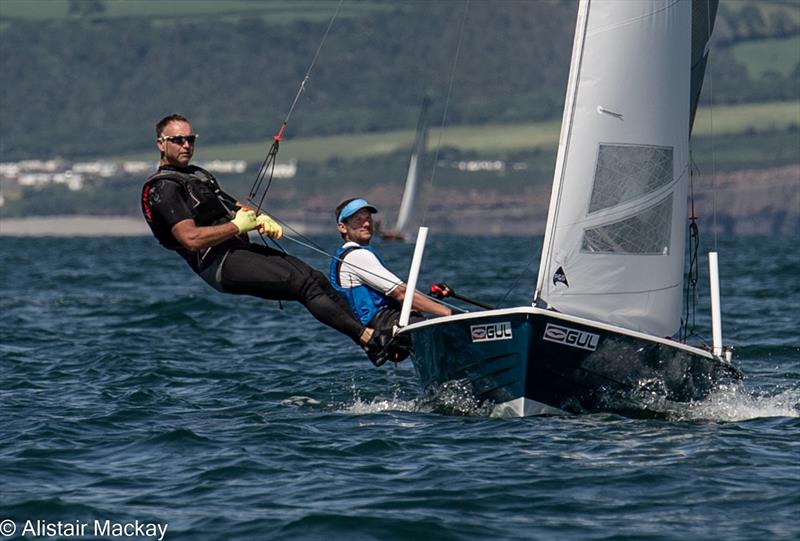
[274,123,287,142]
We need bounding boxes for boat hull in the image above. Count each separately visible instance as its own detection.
[402,307,741,417]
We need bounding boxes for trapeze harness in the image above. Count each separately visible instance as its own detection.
[328,245,397,326]
[141,165,246,291]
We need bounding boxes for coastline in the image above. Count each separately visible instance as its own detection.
[0,214,544,238]
[0,215,329,237]
[0,216,151,237]
[1,161,797,239]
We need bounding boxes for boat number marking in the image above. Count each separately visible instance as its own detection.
[470,322,513,342]
[542,323,599,351]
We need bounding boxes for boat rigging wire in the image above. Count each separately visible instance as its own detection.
[680,0,719,345]
[240,0,464,315]
[253,218,464,313]
[681,159,702,343]
[498,246,537,307]
[247,0,344,215]
[421,0,470,227]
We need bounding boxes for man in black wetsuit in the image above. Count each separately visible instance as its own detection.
[141,113,390,364]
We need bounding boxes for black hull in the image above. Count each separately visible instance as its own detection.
[402,307,741,416]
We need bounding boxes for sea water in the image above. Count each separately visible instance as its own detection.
[1,235,798,541]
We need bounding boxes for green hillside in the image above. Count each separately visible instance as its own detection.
[0,0,384,21]
[1,0,798,161]
[732,36,800,78]
[1,0,798,225]
[114,100,799,164]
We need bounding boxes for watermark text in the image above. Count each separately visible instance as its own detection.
[0,519,168,540]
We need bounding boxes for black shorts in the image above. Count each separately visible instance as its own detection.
[369,308,423,333]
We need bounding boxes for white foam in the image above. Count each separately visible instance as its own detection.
[674,384,800,422]
[338,381,426,415]
[281,395,322,407]
[345,396,423,415]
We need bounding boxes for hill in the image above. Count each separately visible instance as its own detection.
[0,0,798,160]
[0,0,798,237]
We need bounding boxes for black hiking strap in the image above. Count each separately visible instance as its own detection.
[334,246,360,287]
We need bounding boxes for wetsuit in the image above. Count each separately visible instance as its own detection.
[141,165,366,343]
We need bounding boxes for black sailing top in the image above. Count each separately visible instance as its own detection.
[141,165,248,273]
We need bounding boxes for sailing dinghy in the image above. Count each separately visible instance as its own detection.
[379,97,431,242]
[397,0,741,416]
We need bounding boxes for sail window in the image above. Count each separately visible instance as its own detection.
[588,144,674,213]
[581,195,673,255]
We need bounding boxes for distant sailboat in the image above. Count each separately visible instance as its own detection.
[379,97,431,242]
[398,0,741,416]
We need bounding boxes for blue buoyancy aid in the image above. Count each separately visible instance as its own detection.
[329,245,393,326]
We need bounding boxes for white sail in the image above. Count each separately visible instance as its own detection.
[394,152,421,233]
[393,98,430,235]
[536,0,694,337]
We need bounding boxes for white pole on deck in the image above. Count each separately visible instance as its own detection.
[708,251,723,356]
[399,226,429,328]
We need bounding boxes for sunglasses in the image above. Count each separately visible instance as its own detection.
[160,134,198,145]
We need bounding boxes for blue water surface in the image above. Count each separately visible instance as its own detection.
[1,235,798,541]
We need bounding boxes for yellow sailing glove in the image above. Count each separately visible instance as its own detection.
[256,213,283,239]
[230,208,258,234]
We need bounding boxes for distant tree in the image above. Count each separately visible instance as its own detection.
[0,0,792,161]
[768,9,798,37]
[716,3,740,44]
[739,5,767,39]
[68,0,106,18]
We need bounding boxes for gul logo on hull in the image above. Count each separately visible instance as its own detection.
[542,323,600,351]
[471,322,513,342]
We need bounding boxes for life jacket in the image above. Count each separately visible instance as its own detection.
[141,165,239,250]
[329,245,393,326]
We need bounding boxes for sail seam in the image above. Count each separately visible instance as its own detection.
[585,0,683,37]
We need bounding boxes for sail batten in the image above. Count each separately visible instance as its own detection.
[535,0,713,337]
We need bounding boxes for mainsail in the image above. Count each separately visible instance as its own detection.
[535,0,717,337]
[402,0,739,418]
[393,97,431,236]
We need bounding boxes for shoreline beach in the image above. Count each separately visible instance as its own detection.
[0,216,151,237]
[0,216,333,237]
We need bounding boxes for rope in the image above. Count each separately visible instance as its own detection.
[498,243,537,306]
[679,0,717,344]
[253,217,465,312]
[247,0,345,213]
[681,187,701,342]
[680,0,718,342]
[244,0,470,315]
